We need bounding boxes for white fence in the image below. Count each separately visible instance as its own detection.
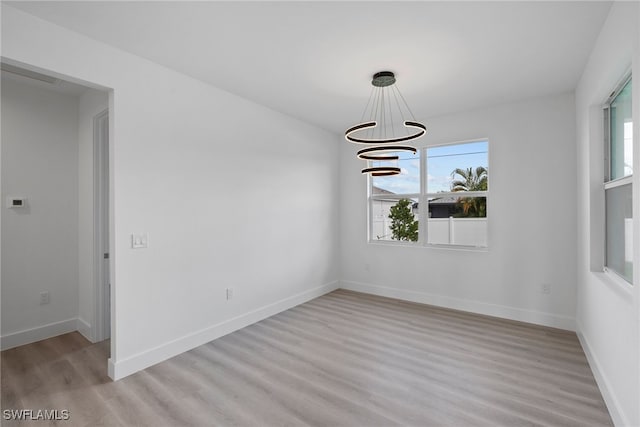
[427,217,487,246]
[372,217,487,247]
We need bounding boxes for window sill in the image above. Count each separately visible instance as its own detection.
[367,240,489,252]
[426,243,489,253]
[367,240,421,249]
[592,269,634,299]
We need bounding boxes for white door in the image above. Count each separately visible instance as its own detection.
[95,110,110,341]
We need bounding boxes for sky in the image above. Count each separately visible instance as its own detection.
[372,140,488,195]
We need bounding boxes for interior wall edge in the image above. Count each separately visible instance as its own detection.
[576,325,628,427]
[76,317,93,343]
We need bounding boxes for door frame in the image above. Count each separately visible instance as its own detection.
[93,109,110,342]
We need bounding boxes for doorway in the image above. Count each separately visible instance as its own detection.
[0,62,113,367]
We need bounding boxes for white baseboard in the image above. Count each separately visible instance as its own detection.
[576,325,627,427]
[1,318,79,351]
[76,318,93,342]
[109,281,339,380]
[340,280,576,331]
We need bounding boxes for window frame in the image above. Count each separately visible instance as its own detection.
[602,73,633,285]
[368,138,489,249]
[604,73,632,183]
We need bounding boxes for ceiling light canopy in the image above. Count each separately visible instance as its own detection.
[345,71,426,176]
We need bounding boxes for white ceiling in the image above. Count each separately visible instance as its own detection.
[8,1,612,135]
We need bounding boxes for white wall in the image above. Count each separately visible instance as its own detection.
[1,5,340,379]
[341,92,577,330]
[1,76,80,347]
[77,89,108,341]
[575,3,640,426]
[6,12,636,424]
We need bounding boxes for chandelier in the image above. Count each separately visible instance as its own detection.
[345,71,426,176]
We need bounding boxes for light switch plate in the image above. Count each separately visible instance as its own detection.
[131,233,148,249]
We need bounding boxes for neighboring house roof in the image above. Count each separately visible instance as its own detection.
[428,196,460,205]
[413,196,461,212]
[371,186,396,196]
[372,187,462,204]
[372,187,461,210]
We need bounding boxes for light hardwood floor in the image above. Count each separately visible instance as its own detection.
[1,290,612,426]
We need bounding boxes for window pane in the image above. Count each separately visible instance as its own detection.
[610,79,633,180]
[606,183,632,283]
[427,196,487,246]
[371,150,420,195]
[371,197,418,242]
[427,141,488,193]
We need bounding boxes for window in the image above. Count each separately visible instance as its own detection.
[369,139,489,248]
[604,76,633,283]
[426,141,488,246]
[370,151,420,242]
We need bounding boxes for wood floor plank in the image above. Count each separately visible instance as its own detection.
[304,296,598,384]
[258,312,606,426]
[2,290,613,426]
[260,309,610,424]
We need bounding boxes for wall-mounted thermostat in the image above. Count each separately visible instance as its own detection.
[7,197,27,208]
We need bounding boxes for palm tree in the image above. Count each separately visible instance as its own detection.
[450,166,488,192]
[450,167,488,217]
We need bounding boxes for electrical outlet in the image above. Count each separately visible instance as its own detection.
[131,233,148,249]
[226,288,234,300]
[541,283,551,295]
[40,291,50,305]
[7,197,26,209]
